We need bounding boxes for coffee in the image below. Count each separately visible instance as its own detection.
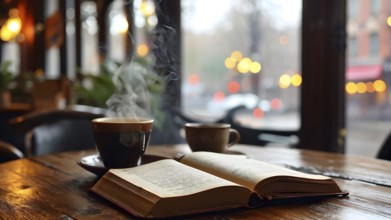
[92,117,153,168]
[185,123,240,153]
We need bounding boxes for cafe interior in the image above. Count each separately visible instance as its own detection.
[0,0,390,219]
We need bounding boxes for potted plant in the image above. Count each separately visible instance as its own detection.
[0,61,14,107]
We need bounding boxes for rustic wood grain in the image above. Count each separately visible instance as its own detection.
[0,144,390,219]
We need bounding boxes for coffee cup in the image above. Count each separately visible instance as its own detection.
[92,117,153,168]
[185,123,240,153]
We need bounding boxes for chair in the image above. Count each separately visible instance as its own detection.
[10,105,106,156]
[377,130,391,161]
[31,78,70,110]
[0,140,24,163]
[220,105,299,147]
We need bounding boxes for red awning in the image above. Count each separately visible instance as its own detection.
[346,64,382,81]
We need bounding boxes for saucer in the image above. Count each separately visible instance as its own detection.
[77,154,168,176]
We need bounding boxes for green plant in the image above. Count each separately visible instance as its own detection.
[0,61,14,92]
[75,58,166,128]
[75,60,118,108]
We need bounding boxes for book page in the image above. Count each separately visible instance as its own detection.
[181,152,330,191]
[110,159,241,198]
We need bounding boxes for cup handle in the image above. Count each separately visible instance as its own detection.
[227,128,240,148]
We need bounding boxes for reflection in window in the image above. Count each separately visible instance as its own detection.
[182,0,301,130]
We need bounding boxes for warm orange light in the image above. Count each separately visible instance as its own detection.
[279,74,291,89]
[213,91,225,102]
[0,9,22,42]
[188,73,200,85]
[374,80,386,93]
[140,0,155,17]
[356,82,367,94]
[345,82,357,94]
[225,57,236,69]
[231,50,242,61]
[227,81,240,93]
[137,44,149,57]
[252,108,264,118]
[250,62,261,73]
[366,82,375,93]
[291,74,302,87]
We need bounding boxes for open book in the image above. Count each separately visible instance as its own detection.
[91,152,347,218]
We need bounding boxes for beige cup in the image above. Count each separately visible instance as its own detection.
[185,123,240,153]
[92,117,153,168]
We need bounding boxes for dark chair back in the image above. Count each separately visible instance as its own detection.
[220,105,299,147]
[0,140,24,163]
[11,105,106,156]
[377,130,391,161]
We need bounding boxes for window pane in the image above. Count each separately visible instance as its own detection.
[349,0,359,19]
[182,0,301,136]
[371,0,381,15]
[369,33,379,56]
[349,37,358,57]
[346,0,390,157]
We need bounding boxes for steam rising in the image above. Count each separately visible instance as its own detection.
[104,0,180,137]
[106,62,152,119]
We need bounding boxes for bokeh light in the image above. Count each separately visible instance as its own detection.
[227,81,240,93]
[110,14,128,34]
[345,82,357,94]
[252,108,264,118]
[188,73,200,85]
[140,0,155,17]
[237,58,252,74]
[137,44,149,57]
[250,62,261,73]
[259,100,271,112]
[231,50,242,61]
[374,80,386,92]
[271,98,282,110]
[213,91,225,102]
[225,57,236,69]
[356,82,367,94]
[291,74,302,87]
[279,74,291,89]
[387,16,391,27]
[0,9,22,42]
[279,35,289,45]
[366,82,375,93]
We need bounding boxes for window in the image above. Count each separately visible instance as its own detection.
[348,0,359,20]
[371,0,381,16]
[80,1,99,73]
[349,37,358,57]
[181,0,301,134]
[369,33,379,56]
[346,0,389,157]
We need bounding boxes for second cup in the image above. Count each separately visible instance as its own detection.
[185,123,240,153]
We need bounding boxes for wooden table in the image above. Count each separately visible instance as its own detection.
[0,144,390,219]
